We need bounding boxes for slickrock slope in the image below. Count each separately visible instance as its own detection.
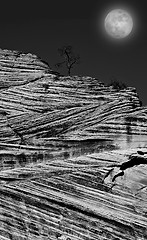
[0,48,147,144]
[1,49,147,240]
[0,148,147,239]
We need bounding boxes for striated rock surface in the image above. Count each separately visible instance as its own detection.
[0,49,147,240]
[0,147,147,239]
[0,48,147,144]
[0,48,51,88]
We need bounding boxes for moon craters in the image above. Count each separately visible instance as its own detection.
[104,9,133,39]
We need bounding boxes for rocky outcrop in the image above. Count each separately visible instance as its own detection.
[0,48,147,144]
[0,48,51,88]
[0,147,147,239]
[0,49,147,240]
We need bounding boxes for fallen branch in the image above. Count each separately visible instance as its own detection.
[104,151,147,183]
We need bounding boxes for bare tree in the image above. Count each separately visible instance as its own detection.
[55,45,80,76]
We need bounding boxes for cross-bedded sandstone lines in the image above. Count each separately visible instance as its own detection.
[0,148,147,239]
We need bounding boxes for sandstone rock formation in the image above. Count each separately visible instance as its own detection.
[0,48,147,144]
[0,148,147,239]
[0,49,147,240]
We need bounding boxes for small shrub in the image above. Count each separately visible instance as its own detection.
[108,79,127,90]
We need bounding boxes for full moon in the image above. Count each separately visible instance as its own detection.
[104,9,133,39]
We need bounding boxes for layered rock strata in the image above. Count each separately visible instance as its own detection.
[0,49,146,143]
[0,49,147,240]
[0,148,147,239]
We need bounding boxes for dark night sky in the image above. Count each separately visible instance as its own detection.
[1,1,147,104]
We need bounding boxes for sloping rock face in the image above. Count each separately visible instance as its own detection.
[0,48,50,88]
[0,48,147,144]
[0,49,147,240]
[0,148,147,240]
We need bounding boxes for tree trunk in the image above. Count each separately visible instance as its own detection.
[68,66,71,76]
